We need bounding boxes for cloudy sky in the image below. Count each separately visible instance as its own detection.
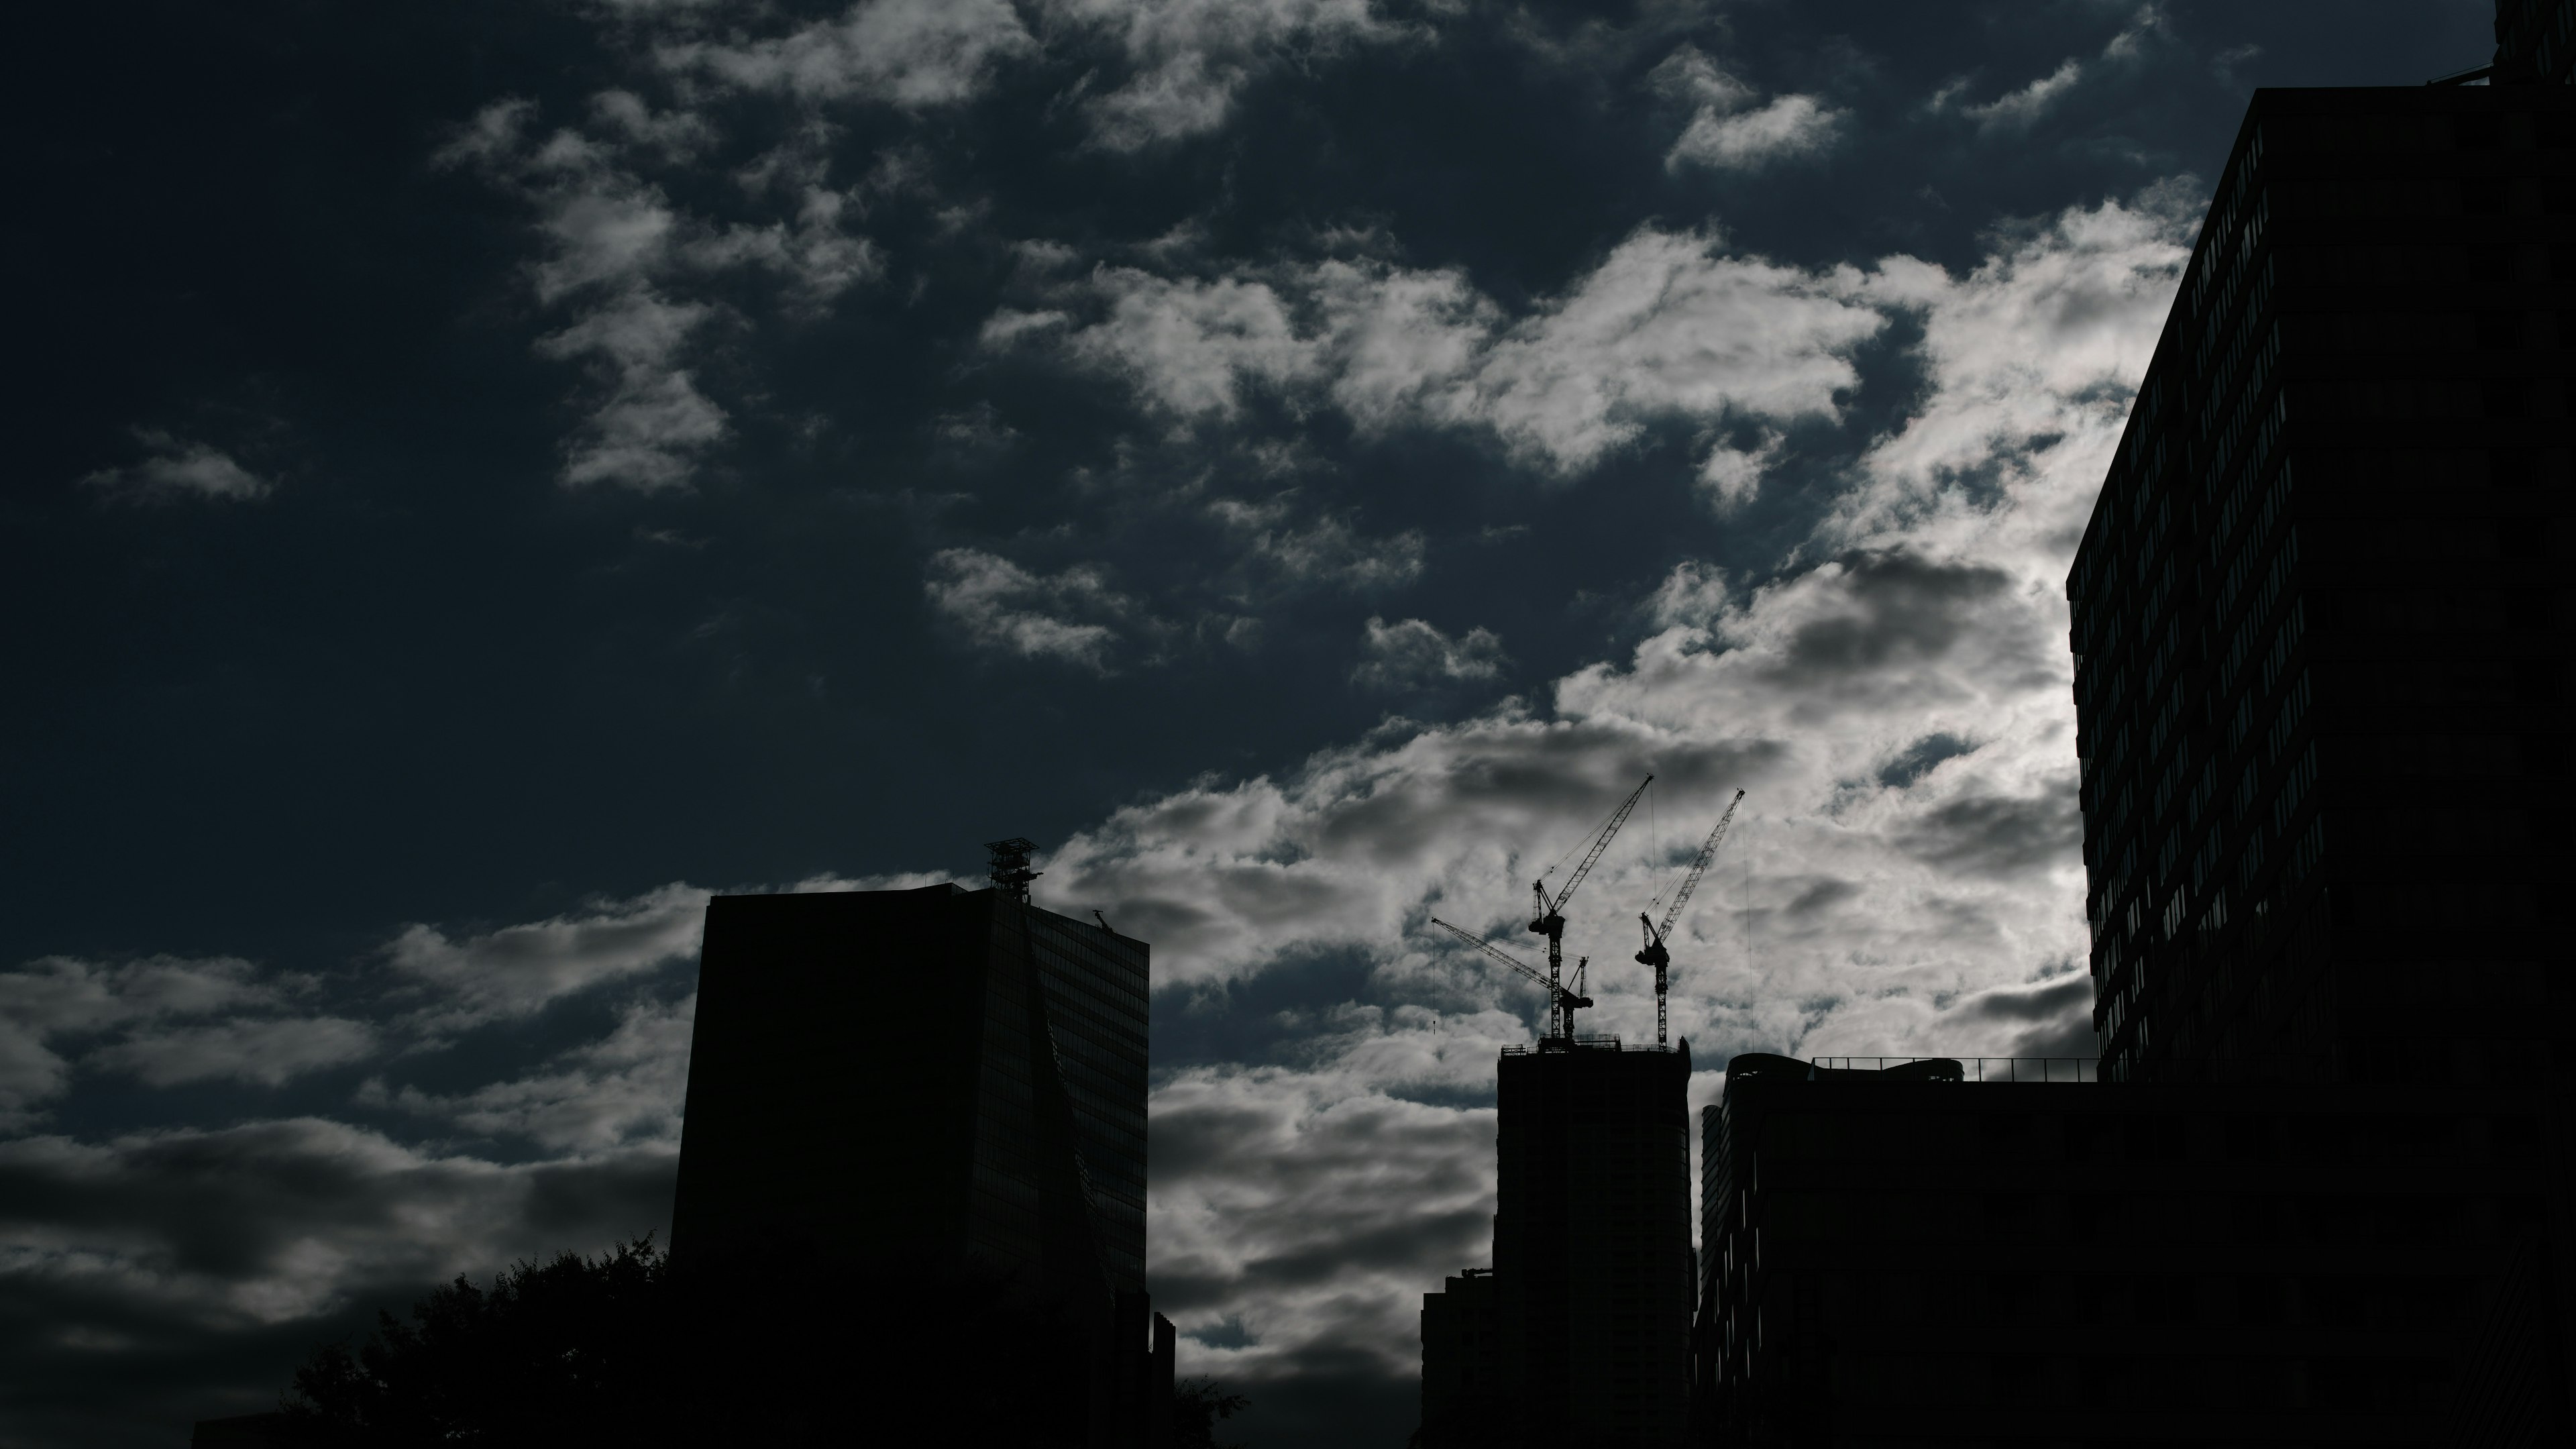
[3,1,2494,1444]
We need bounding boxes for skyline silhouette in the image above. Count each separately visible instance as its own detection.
[8,3,2559,1446]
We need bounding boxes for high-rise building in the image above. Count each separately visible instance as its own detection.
[669,855,1166,1446]
[1691,1053,2570,1444]
[2067,82,2576,1085]
[1493,1040,1695,1449]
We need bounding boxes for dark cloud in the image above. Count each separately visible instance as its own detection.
[1894,777,2083,879]
[1770,550,2014,684]
[1939,973,2100,1059]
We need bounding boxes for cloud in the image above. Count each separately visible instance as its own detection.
[1652,46,1843,172]
[86,1018,378,1089]
[372,995,694,1152]
[532,290,729,492]
[1351,617,1508,692]
[79,431,274,504]
[1949,6,2166,133]
[1062,270,1319,418]
[659,0,1037,107]
[1054,0,1409,151]
[437,97,880,491]
[1961,57,2084,131]
[1026,186,2193,1068]
[0,957,305,1128]
[383,882,710,1032]
[924,547,1136,670]
[1210,504,1426,593]
[1146,1038,1506,1386]
[652,0,1407,150]
[0,1118,676,1436]
[1695,427,1783,511]
[999,232,1884,476]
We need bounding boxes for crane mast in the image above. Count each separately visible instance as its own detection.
[1428,917,1594,1038]
[1529,775,1652,1042]
[1635,788,1746,1046]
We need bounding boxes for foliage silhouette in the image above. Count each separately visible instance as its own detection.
[266,1236,1205,1447]
[274,1238,679,1447]
[1173,1375,1251,1449]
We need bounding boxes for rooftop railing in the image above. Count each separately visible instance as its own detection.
[1501,1034,1688,1056]
[1806,1056,2099,1082]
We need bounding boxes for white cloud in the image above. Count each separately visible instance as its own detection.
[0,957,294,1128]
[655,0,1403,150]
[1024,189,2193,1059]
[1962,56,2084,131]
[437,97,880,491]
[1001,231,1884,476]
[1211,504,1426,592]
[1651,46,1843,172]
[1351,617,1509,691]
[533,290,729,492]
[660,0,1037,107]
[1669,93,1843,170]
[924,547,1136,670]
[88,1018,377,1089]
[374,995,694,1152]
[1064,270,1319,417]
[1952,8,2163,133]
[1696,427,1783,512]
[384,883,710,1032]
[1052,0,1405,150]
[79,431,275,504]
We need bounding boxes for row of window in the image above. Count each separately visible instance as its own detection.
[2202,296,2277,441]
[2213,463,2296,619]
[2190,131,2269,331]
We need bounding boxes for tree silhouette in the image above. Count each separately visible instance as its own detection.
[1172,1376,1250,1449]
[264,1238,1177,1447]
[274,1238,678,1447]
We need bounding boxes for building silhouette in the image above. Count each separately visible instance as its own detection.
[2496,0,2576,85]
[1691,1055,2569,1444]
[1474,1038,1696,1449]
[2067,81,2576,1085]
[1418,1267,1501,1447]
[670,844,1170,1447]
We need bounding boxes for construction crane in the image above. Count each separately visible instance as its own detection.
[1529,775,1653,1040]
[1429,917,1594,1040]
[1635,788,1746,1047]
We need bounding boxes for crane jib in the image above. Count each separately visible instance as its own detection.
[1542,774,1654,916]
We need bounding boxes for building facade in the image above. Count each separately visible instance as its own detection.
[1693,1055,2569,1444]
[670,878,1164,1446]
[2068,83,2576,1085]
[1493,1039,1696,1449]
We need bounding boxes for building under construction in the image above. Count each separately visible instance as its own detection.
[1421,780,1725,1449]
[669,841,1172,1448]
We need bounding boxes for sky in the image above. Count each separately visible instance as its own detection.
[0,1,2498,1444]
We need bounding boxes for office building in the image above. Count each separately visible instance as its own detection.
[2068,83,2576,1085]
[1492,1038,1695,1449]
[669,843,1168,1446]
[1692,1054,2569,1444]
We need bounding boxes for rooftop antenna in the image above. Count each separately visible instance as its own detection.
[985,837,1040,904]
